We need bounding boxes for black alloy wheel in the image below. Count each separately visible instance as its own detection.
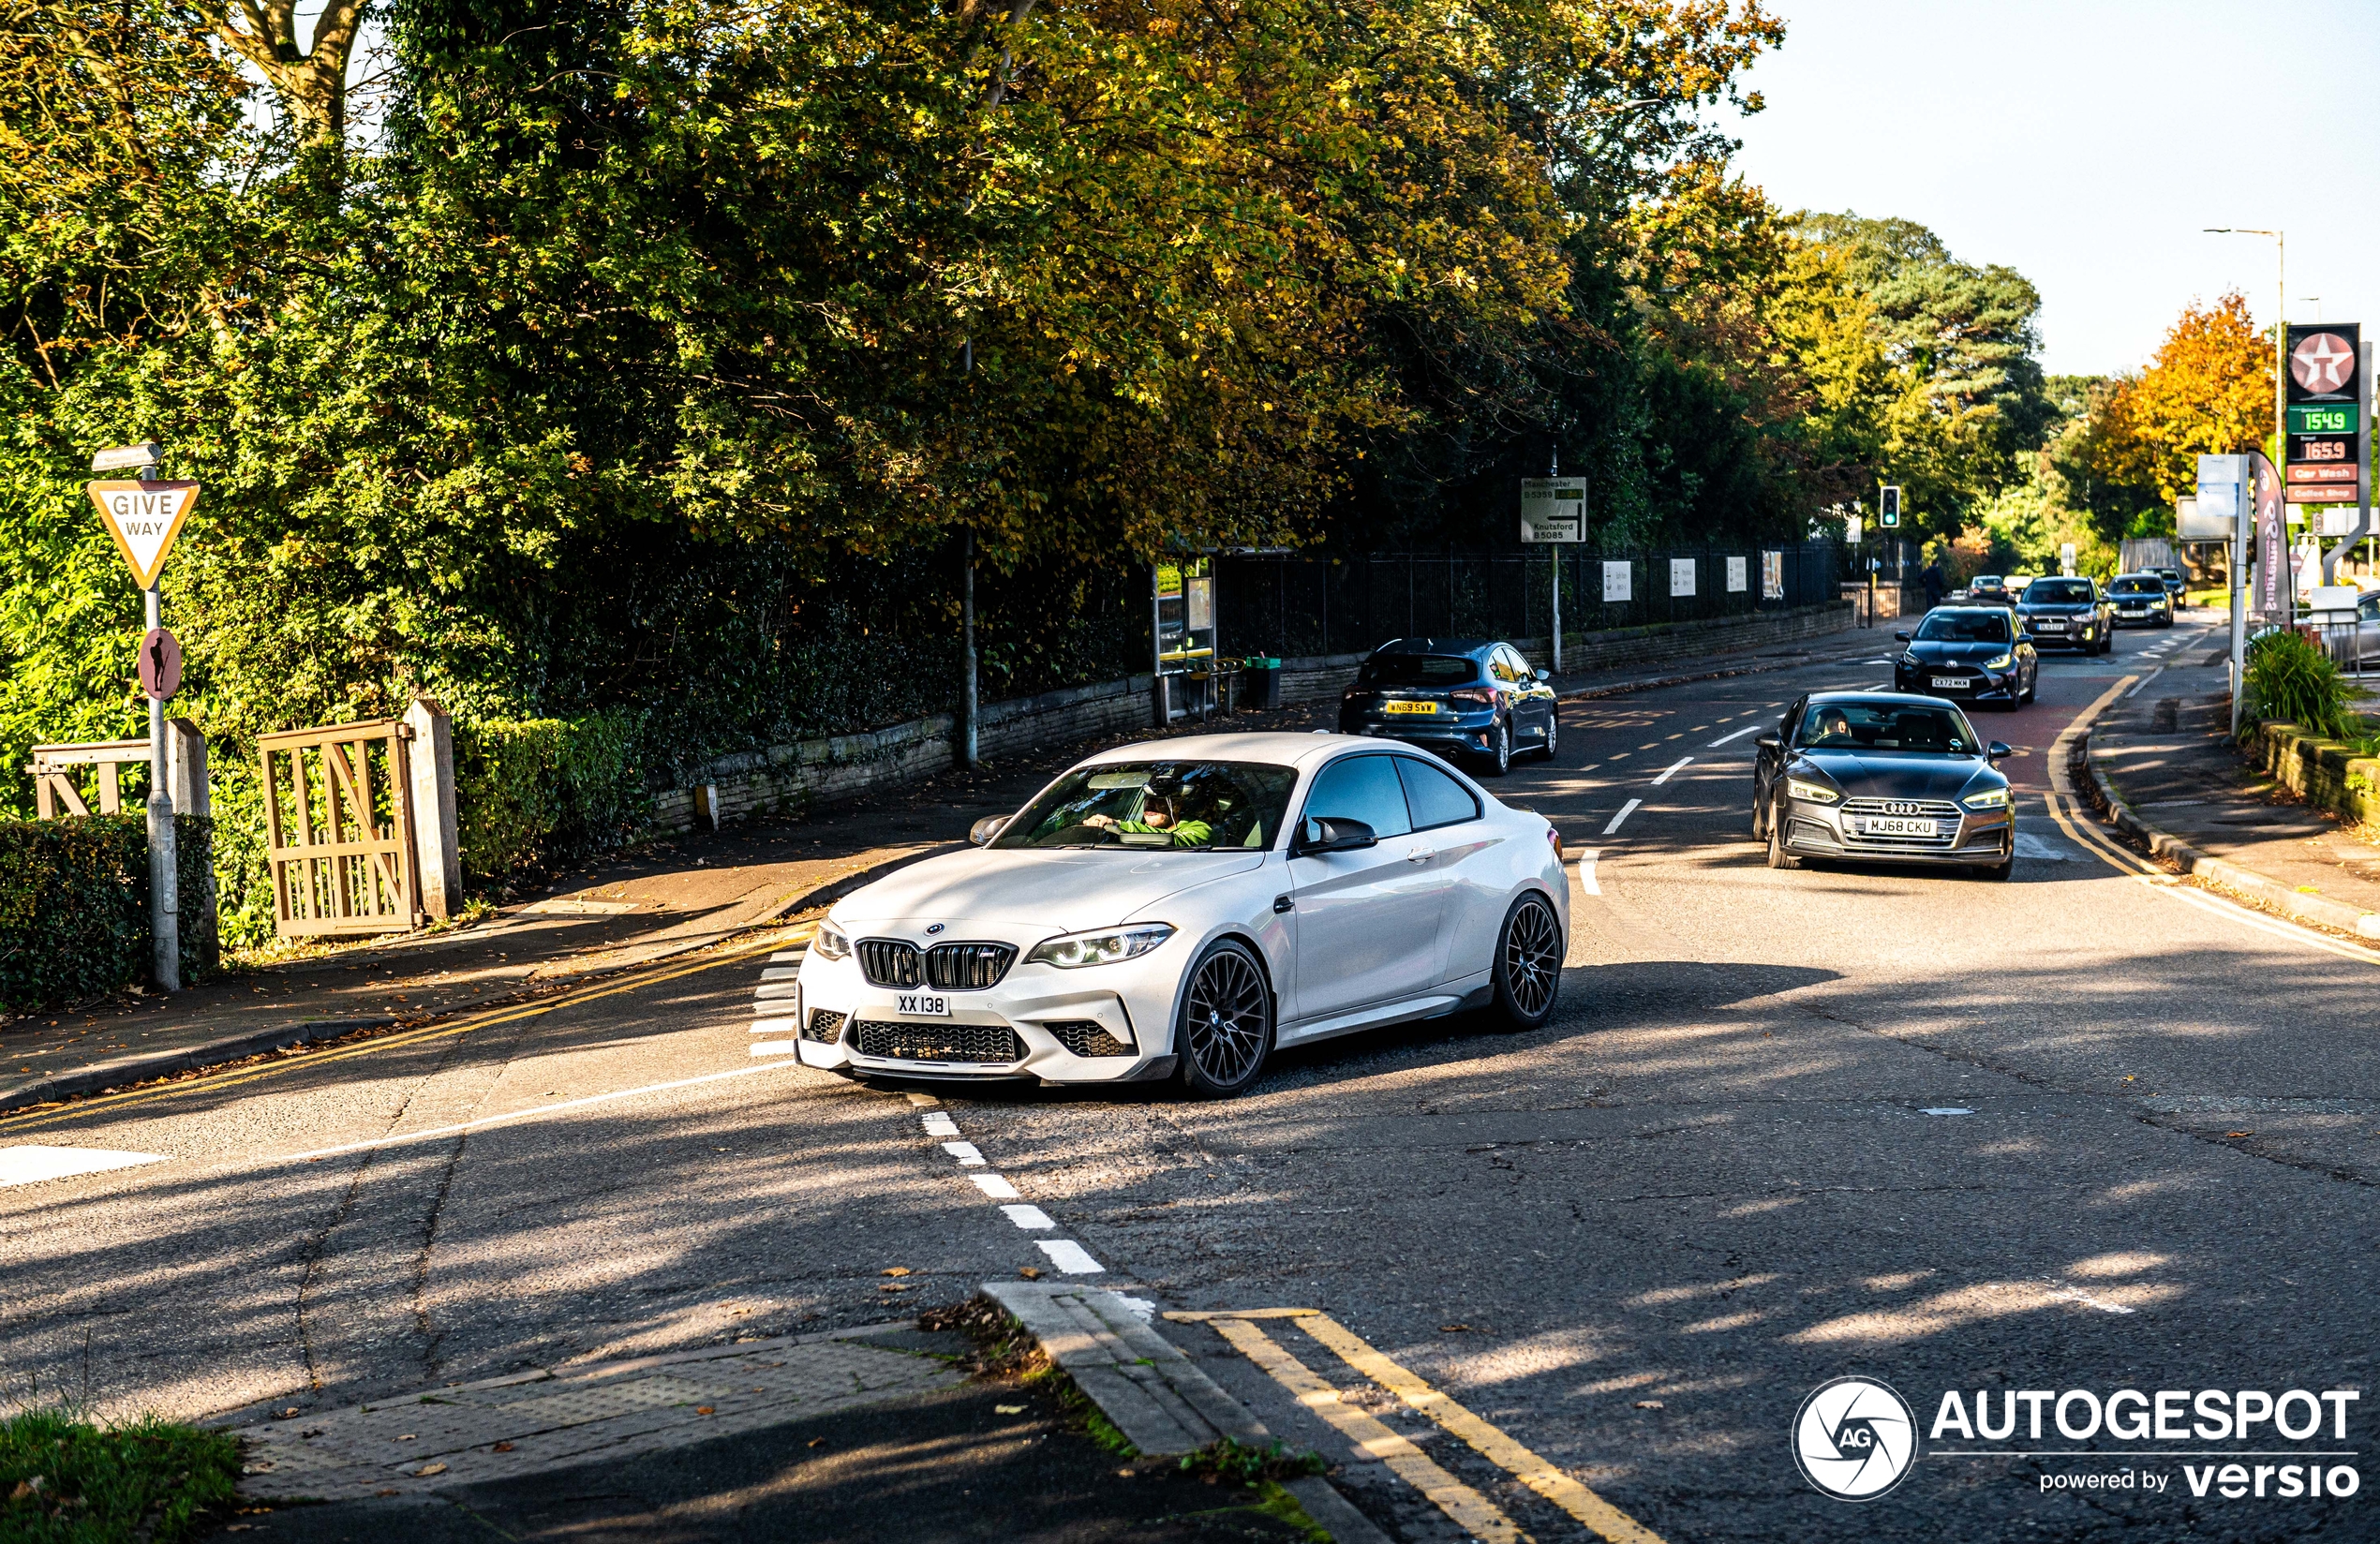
[1490,892,1562,1031]
[1484,719,1511,777]
[1176,939,1274,1097]
[1766,806,1800,869]
[1751,786,1769,841]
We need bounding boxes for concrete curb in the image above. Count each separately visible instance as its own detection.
[983,1283,1389,1544]
[2075,727,2380,941]
[0,843,957,1117]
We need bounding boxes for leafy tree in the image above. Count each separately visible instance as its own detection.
[2095,292,2273,505]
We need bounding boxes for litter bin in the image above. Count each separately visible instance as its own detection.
[1244,657,1283,709]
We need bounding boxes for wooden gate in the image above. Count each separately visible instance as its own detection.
[260,718,422,937]
[26,738,153,817]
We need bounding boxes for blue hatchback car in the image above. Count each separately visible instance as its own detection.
[1336,637,1559,776]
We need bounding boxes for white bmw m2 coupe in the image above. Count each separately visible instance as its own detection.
[793,732,1569,1095]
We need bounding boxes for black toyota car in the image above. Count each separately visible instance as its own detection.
[1338,637,1558,775]
[1750,692,2016,879]
[1892,606,2036,708]
[2016,575,2116,653]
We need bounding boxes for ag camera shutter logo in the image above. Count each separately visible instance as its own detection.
[1794,1376,1919,1501]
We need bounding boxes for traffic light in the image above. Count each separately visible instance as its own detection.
[1879,485,1902,527]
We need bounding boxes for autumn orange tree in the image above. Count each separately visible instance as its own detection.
[2097,292,2273,505]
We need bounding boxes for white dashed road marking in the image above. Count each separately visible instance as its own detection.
[1603,798,1642,835]
[759,967,799,980]
[751,1017,795,1035]
[1574,851,1600,896]
[941,1141,986,1165]
[921,1112,959,1136]
[1000,1204,1056,1229]
[754,981,797,999]
[971,1173,1022,1199]
[1035,1240,1105,1274]
[768,950,805,962]
[0,1147,169,1188]
[1706,723,1763,747]
[1650,757,1692,785]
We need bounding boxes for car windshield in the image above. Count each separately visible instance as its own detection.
[2026,579,2095,603]
[1972,575,2004,587]
[2109,577,2163,595]
[1797,702,1981,756]
[1913,611,2011,643]
[994,761,1297,851]
[1359,652,1480,688]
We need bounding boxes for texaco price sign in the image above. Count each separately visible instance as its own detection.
[85,480,201,588]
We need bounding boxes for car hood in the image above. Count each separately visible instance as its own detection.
[1903,640,2011,662]
[2018,601,2094,616]
[1792,750,2000,801]
[832,845,1266,931]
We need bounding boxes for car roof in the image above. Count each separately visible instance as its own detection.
[1368,637,1497,657]
[1076,732,1435,771]
[1803,690,1972,709]
[1921,603,2011,613]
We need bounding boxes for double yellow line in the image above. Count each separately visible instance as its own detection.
[0,925,815,1137]
[1170,1308,1666,1544]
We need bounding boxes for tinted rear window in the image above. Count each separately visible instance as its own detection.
[2026,580,2094,603]
[1360,653,1480,687]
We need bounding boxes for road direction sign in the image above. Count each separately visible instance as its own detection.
[139,627,183,701]
[1519,478,1586,542]
[85,480,200,588]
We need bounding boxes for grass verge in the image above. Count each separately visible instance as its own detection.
[0,1407,241,1543]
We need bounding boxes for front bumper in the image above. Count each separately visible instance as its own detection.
[2018,618,2099,648]
[794,944,1183,1084]
[1777,797,2014,867]
[1893,666,2022,702]
[2111,607,2170,627]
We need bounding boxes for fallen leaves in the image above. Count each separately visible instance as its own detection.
[1019,1267,1044,1281]
[1634,1400,1664,1410]
[696,1406,715,1416]
[881,1267,911,1277]
[413,1462,447,1477]
[490,1442,515,1453]
[995,1404,1026,1415]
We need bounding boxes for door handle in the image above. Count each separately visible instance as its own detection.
[1405,848,1435,865]
[1272,894,1294,913]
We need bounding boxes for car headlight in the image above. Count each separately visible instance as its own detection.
[814,919,852,960]
[2152,596,2169,609]
[1897,651,1918,667]
[1984,652,2013,669]
[1026,923,1176,969]
[1962,787,2011,809]
[1785,778,1839,805]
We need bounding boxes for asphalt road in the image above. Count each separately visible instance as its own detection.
[7,612,2376,1543]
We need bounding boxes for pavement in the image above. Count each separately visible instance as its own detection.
[2084,621,2380,935]
[29,611,2380,1539]
[1,622,1887,1116]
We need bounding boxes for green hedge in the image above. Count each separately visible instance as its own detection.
[0,814,216,1014]
[2242,629,2363,741]
[454,713,648,885]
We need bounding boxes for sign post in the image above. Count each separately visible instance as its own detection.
[2195,454,2252,730]
[86,443,198,993]
[1520,466,1585,672]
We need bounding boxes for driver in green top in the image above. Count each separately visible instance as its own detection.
[1083,793,1213,847]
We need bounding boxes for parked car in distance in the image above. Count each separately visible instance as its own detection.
[1893,606,2036,708]
[1967,574,2014,607]
[1338,637,1559,777]
[2153,567,2186,606]
[2016,575,2116,653]
[2106,572,2175,629]
[1750,692,2016,880]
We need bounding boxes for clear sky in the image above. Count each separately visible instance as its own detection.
[1725,0,2380,379]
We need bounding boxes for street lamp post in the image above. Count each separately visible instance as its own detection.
[2204,228,2283,729]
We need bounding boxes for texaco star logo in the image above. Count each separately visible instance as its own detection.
[2292,332,2356,394]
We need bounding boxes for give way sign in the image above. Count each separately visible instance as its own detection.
[85,480,201,588]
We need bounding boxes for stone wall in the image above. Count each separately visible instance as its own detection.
[2250,720,2380,826]
[645,600,1853,836]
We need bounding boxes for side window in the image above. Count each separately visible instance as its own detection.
[1396,757,1480,830]
[1500,646,1530,682]
[1302,756,1414,840]
[1782,695,1807,743]
[1486,651,1514,684]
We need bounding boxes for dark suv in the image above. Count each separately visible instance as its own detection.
[2107,573,2174,629]
[2016,576,2116,653]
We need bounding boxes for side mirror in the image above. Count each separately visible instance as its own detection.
[1755,735,1782,753]
[1294,816,1376,855]
[1535,668,1551,682]
[1986,742,2013,762]
[1893,631,1911,642]
[968,815,1009,847]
